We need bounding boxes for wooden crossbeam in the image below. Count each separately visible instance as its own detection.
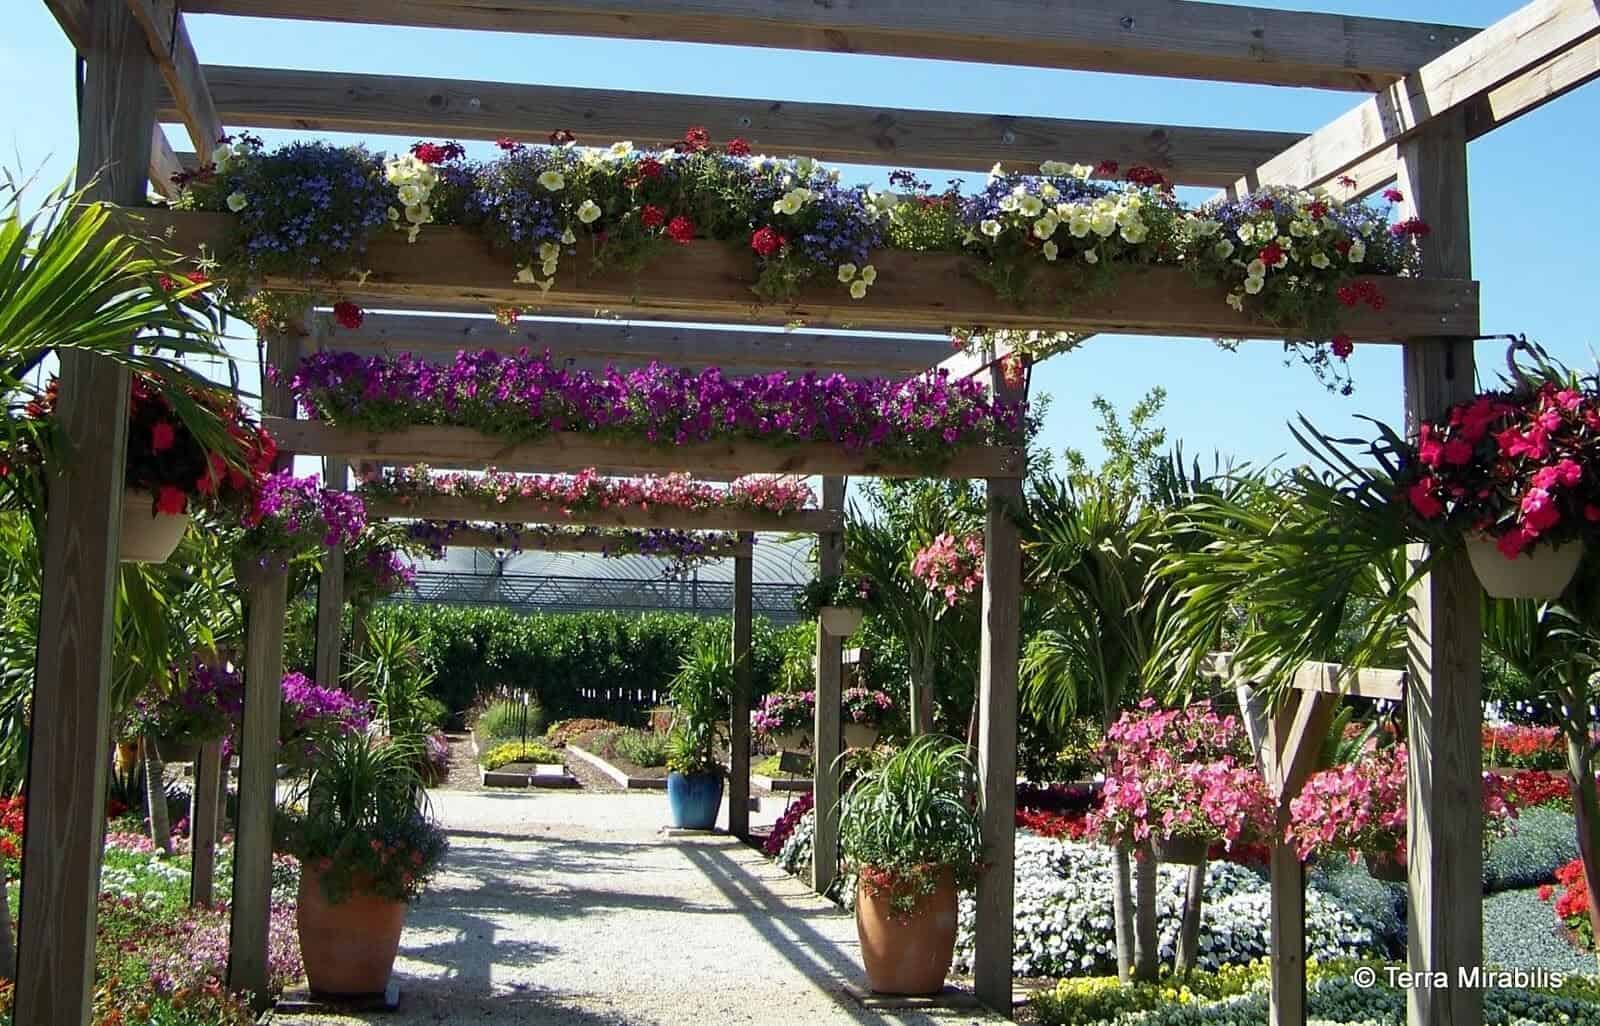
[365,494,843,534]
[1291,660,1406,702]
[1270,689,1340,804]
[1236,0,1600,194]
[425,525,751,556]
[148,125,183,198]
[128,1,224,156]
[179,0,1477,92]
[134,210,1482,340]
[265,417,1025,479]
[169,64,1298,187]
[318,312,951,376]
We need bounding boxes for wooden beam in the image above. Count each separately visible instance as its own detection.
[139,211,1482,341]
[148,125,183,198]
[14,4,155,1022]
[1398,111,1482,1026]
[177,64,1299,187]
[1271,690,1338,807]
[1237,0,1599,193]
[128,1,224,156]
[179,0,1476,91]
[264,418,1026,480]
[319,312,950,376]
[426,525,751,556]
[1268,843,1307,1026]
[42,0,91,49]
[1290,661,1406,702]
[974,360,1024,1012]
[729,537,754,839]
[811,476,845,897]
[365,494,843,534]
[188,740,223,907]
[313,456,346,687]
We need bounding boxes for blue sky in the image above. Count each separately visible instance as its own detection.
[4,0,1597,474]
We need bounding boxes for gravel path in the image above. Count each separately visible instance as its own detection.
[274,790,1001,1026]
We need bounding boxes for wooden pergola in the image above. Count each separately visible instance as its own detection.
[21,2,1599,1025]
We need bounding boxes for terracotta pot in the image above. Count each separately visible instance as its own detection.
[119,489,189,563]
[1150,834,1209,865]
[843,722,880,750]
[820,606,864,636]
[296,864,408,996]
[1465,535,1584,599]
[855,866,959,995]
[1364,850,1409,883]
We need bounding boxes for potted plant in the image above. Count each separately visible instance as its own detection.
[278,671,371,768]
[344,525,421,607]
[277,730,447,997]
[129,654,245,763]
[230,468,367,586]
[796,573,874,636]
[1394,342,1600,598]
[1088,700,1273,865]
[841,686,894,749]
[837,736,984,995]
[664,638,731,830]
[753,690,814,751]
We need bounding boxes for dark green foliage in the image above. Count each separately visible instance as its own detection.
[1484,806,1580,892]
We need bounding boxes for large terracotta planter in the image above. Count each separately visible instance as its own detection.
[855,867,959,995]
[1465,535,1583,599]
[820,606,864,636]
[120,489,189,563]
[1150,834,1209,865]
[296,864,408,996]
[843,722,881,750]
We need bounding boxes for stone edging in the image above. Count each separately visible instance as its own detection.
[565,743,668,790]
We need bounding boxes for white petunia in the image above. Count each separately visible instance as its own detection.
[396,183,424,207]
[859,265,876,285]
[837,263,858,283]
[537,170,565,192]
[1042,240,1059,262]
[1226,291,1245,311]
[1120,222,1148,244]
[576,200,602,224]
[998,194,1020,213]
[1033,216,1059,239]
[1348,240,1366,263]
[226,191,248,213]
[980,219,1003,238]
[607,141,634,159]
[561,228,576,245]
[1089,212,1117,238]
[1212,239,1235,260]
[539,241,561,262]
[387,206,400,222]
[1246,258,1266,278]
[987,161,1005,182]
[849,279,868,300]
[1308,252,1330,269]
[1069,163,1093,180]
[541,258,559,276]
[1068,214,1092,239]
[1083,248,1099,264]
[1039,160,1070,176]
[516,266,537,283]
[1243,274,1265,295]
[1017,195,1044,217]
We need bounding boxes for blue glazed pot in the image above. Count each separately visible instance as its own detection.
[666,771,724,830]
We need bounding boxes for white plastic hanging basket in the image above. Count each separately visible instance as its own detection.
[119,489,189,563]
[843,722,880,750]
[819,606,864,635]
[1464,535,1583,600]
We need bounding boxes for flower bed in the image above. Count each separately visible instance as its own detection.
[1486,724,1568,771]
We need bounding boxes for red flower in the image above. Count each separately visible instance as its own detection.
[1418,425,1445,468]
[1496,527,1531,559]
[1258,242,1285,267]
[679,126,711,153]
[1255,196,1277,212]
[1585,505,1600,523]
[549,128,576,145]
[185,271,209,285]
[1327,334,1353,359]
[640,205,666,228]
[725,137,752,157]
[154,486,187,516]
[495,137,523,152]
[1520,488,1562,534]
[1094,160,1119,177]
[149,421,176,453]
[332,301,365,330]
[1407,479,1444,519]
[1442,438,1474,466]
[158,274,176,291]
[410,140,463,165]
[750,226,785,257]
[1390,216,1431,238]
[1124,165,1167,188]
[1306,200,1329,220]
[666,216,695,244]
[638,157,664,180]
[1383,188,1405,203]
[1337,175,1358,190]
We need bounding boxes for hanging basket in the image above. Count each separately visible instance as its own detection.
[843,722,881,750]
[152,732,201,764]
[1364,850,1409,883]
[119,489,190,563]
[1464,535,1584,600]
[772,728,812,752]
[820,606,864,636]
[1149,834,1209,865]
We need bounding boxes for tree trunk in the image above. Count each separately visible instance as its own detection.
[350,605,370,700]
[0,862,14,980]
[1565,728,1600,972]
[142,734,171,855]
[1133,848,1160,982]
[1112,847,1136,982]
[909,652,936,735]
[1175,860,1206,975]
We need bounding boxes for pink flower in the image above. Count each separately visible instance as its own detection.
[1407,479,1444,519]
[1520,488,1562,534]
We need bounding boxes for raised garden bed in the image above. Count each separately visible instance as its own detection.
[565,742,667,790]
[471,731,578,789]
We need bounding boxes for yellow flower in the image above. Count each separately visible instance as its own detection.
[576,200,602,224]
[537,170,565,192]
[1070,163,1093,180]
[848,279,868,300]
[836,263,858,283]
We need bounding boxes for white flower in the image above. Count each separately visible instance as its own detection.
[1347,240,1366,263]
[1042,241,1059,262]
[998,194,1020,213]
[1243,274,1265,295]
[516,266,537,283]
[539,241,561,262]
[1089,212,1117,237]
[849,279,868,300]
[396,183,424,207]
[793,156,816,178]
[561,228,577,245]
[607,141,634,159]
[1212,239,1235,260]
[1083,248,1098,264]
[225,191,248,213]
[980,219,1003,238]
[576,200,602,224]
[1226,291,1245,311]
[1039,182,1059,200]
[1033,216,1059,239]
[859,265,877,285]
[837,262,858,282]
[1018,194,1044,217]
[1308,252,1331,269]
[537,170,565,192]
[1246,258,1266,278]
[211,143,232,171]
[1289,219,1310,238]
[404,203,430,224]
[1068,214,1092,239]
[987,161,1005,182]
[1120,222,1148,244]
[1070,163,1093,180]
[1236,222,1256,245]
[1039,160,1070,176]
[541,258,559,276]
[387,206,400,222]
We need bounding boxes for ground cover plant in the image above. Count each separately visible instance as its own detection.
[480,740,564,771]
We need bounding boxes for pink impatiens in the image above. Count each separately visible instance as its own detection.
[911,532,984,607]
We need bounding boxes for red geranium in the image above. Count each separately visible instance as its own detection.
[332,301,365,330]
[409,140,464,165]
[666,216,695,244]
[678,126,711,153]
[750,226,785,257]
[640,205,666,229]
[726,137,752,157]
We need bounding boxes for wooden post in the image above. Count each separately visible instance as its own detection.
[313,456,347,687]
[974,362,1025,1012]
[728,534,754,838]
[812,476,845,895]
[1269,843,1307,1026]
[15,4,156,1022]
[1398,109,1482,1026]
[189,739,223,907]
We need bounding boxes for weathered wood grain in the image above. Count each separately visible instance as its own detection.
[179,0,1476,91]
[188,740,223,907]
[128,1,223,155]
[364,494,842,534]
[729,539,754,839]
[811,476,845,896]
[15,3,155,1021]
[312,456,346,687]
[149,124,183,198]
[262,418,1026,480]
[136,210,1483,341]
[426,525,750,556]
[1290,661,1406,702]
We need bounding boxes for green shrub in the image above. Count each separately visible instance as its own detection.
[613,728,669,769]
[1484,805,1579,891]
[480,740,563,770]
[475,696,546,743]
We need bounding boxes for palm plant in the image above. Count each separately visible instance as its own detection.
[666,637,733,776]
[354,619,439,740]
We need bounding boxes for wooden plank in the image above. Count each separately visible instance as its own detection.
[729,538,754,839]
[1398,110,1483,1026]
[188,740,223,907]
[178,64,1298,187]
[319,312,951,376]
[263,418,1026,480]
[42,0,91,49]
[313,456,346,686]
[128,1,224,155]
[149,124,183,198]
[1238,0,1599,193]
[811,476,845,897]
[136,211,1483,341]
[1268,843,1307,1026]
[14,4,155,1022]
[430,525,751,556]
[1290,661,1406,702]
[365,494,842,534]
[1271,690,1338,806]
[178,0,1476,91]
[973,363,1025,1012]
